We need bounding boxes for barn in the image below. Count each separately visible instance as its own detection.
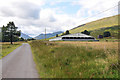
[49,33,98,41]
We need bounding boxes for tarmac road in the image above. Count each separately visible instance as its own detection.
[2,43,39,78]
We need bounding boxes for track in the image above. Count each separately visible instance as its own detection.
[2,43,38,78]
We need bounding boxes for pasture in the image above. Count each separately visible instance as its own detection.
[30,41,119,78]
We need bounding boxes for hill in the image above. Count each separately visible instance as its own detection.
[69,15,118,34]
[35,31,63,39]
[20,33,32,39]
[90,25,119,39]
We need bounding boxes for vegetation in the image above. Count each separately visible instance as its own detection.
[30,41,119,78]
[69,15,118,34]
[103,31,111,37]
[0,42,22,59]
[1,22,21,44]
[0,22,23,59]
[19,37,25,41]
[56,34,58,37]
[61,33,65,36]
[65,30,70,35]
[81,30,90,35]
[60,30,70,36]
[27,38,36,41]
[90,25,119,39]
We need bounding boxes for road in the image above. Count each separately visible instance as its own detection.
[2,43,39,78]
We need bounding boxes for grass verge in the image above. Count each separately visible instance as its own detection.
[0,42,22,59]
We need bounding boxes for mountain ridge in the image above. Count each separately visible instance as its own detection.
[20,33,32,39]
[35,31,63,39]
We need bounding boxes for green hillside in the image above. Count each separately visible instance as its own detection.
[70,15,119,34]
[90,25,119,39]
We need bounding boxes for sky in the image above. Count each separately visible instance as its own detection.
[0,0,119,37]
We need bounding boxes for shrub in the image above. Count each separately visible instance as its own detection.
[81,30,90,35]
[103,31,111,37]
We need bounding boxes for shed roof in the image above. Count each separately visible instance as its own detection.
[61,33,93,37]
[49,33,95,41]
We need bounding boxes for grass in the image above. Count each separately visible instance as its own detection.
[0,42,22,59]
[30,40,119,78]
[90,25,119,39]
[69,15,118,34]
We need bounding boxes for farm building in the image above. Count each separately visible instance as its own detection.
[98,35,103,39]
[49,33,98,41]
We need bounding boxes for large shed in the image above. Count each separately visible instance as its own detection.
[49,33,97,41]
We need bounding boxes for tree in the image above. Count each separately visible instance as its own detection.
[103,31,111,37]
[56,34,58,37]
[0,29,2,42]
[2,22,21,44]
[27,38,36,41]
[65,30,70,35]
[31,38,36,40]
[19,37,24,41]
[81,30,90,35]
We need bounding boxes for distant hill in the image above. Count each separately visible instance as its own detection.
[69,15,118,34]
[20,33,32,39]
[35,31,63,39]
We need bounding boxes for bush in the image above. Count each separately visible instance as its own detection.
[56,34,58,37]
[65,30,70,35]
[81,30,90,35]
[103,31,111,37]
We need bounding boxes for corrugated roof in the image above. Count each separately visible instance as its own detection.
[49,33,95,41]
[61,33,93,37]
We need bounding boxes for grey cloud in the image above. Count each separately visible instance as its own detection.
[13,1,41,19]
[0,1,41,19]
[0,7,15,17]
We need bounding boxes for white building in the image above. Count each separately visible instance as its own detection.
[49,33,98,41]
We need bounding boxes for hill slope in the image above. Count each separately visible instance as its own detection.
[90,25,119,39]
[69,15,118,34]
[20,33,32,39]
[35,31,63,39]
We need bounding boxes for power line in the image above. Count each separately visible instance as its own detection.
[79,4,119,23]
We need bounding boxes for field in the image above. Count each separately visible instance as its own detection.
[30,40,119,78]
[0,42,22,59]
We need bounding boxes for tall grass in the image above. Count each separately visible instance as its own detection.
[30,41,119,78]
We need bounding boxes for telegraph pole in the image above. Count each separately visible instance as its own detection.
[45,27,46,40]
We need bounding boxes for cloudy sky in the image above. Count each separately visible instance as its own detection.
[0,0,119,37]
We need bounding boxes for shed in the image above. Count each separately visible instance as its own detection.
[98,35,103,39]
[49,33,97,41]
